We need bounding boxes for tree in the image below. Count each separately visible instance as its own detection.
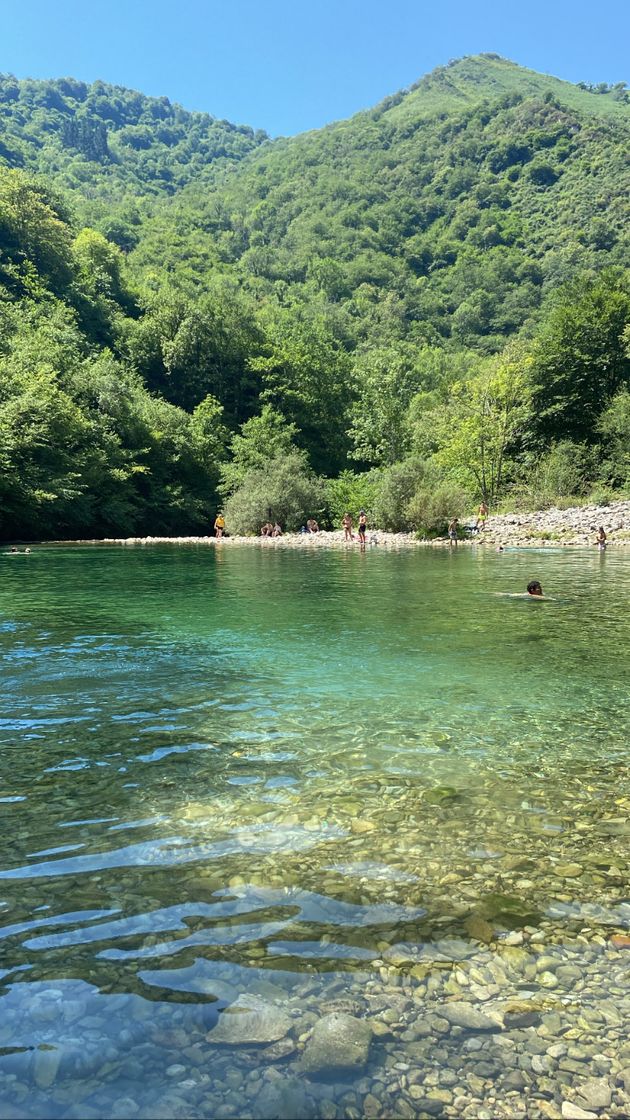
[597,388,630,489]
[429,342,534,503]
[219,405,298,497]
[0,169,74,297]
[251,309,353,475]
[532,273,630,444]
[347,346,422,467]
[223,452,324,535]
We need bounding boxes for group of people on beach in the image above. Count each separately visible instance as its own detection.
[211,500,611,570]
[212,510,370,543]
[448,502,488,546]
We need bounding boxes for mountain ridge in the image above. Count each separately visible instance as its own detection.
[0,54,629,538]
[1,54,628,202]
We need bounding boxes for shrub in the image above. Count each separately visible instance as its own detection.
[587,486,617,507]
[509,441,596,509]
[223,452,324,535]
[372,457,435,532]
[324,470,380,529]
[406,480,469,537]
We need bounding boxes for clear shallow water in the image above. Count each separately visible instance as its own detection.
[0,544,628,1119]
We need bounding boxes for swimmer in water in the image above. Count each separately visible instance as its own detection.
[527,580,544,597]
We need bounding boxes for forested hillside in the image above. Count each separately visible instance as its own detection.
[1,56,629,539]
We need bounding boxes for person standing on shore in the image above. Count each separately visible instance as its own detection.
[214,513,225,539]
[342,512,354,541]
[448,518,459,547]
[596,527,607,551]
[476,501,489,531]
[358,510,367,549]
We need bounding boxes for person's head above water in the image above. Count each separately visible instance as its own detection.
[527,580,543,597]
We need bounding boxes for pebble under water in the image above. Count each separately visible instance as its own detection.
[0,542,628,1120]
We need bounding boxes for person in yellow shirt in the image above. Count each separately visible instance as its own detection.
[214,513,225,539]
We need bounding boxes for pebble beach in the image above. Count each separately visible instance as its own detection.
[80,499,630,551]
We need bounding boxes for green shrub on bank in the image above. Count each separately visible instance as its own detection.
[506,441,596,511]
[223,452,324,535]
[324,470,380,529]
[372,458,428,532]
[406,480,470,537]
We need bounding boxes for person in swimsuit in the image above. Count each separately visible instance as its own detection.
[272,522,282,537]
[596,527,607,551]
[306,519,319,533]
[358,511,367,547]
[342,512,354,541]
[527,580,544,597]
[476,501,489,531]
[448,518,459,547]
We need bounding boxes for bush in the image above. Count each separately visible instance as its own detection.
[518,440,595,508]
[406,480,469,537]
[372,457,435,532]
[587,486,617,507]
[324,470,380,529]
[223,452,324,535]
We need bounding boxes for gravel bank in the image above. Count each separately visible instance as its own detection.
[76,500,630,550]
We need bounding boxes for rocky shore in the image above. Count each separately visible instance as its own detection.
[84,499,630,550]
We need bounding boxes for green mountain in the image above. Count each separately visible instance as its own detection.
[138,53,629,335]
[1,56,629,539]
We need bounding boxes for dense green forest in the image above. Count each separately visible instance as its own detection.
[1,55,629,538]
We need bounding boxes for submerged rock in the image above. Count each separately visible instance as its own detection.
[440,1002,502,1032]
[478,891,542,927]
[299,1013,373,1076]
[33,1047,62,1089]
[207,997,291,1045]
[465,914,494,944]
[253,1078,312,1120]
[575,1078,613,1112]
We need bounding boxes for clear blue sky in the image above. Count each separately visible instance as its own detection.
[6,0,630,136]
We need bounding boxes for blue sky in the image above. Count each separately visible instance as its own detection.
[6,0,630,135]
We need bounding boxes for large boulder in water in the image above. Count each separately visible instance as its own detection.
[299,1012,373,1077]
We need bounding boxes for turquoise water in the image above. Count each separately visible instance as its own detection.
[0,544,628,1119]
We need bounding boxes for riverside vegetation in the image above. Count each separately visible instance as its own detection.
[1,55,630,540]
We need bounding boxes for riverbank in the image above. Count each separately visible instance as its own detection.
[75,499,630,549]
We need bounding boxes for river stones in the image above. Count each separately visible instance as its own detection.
[207,997,291,1045]
[501,999,543,1028]
[464,914,494,943]
[440,1002,502,1032]
[561,1104,598,1120]
[253,1077,311,1120]
[478,891,542,927]
[33,1046,62,1088]
[299,1013,373,1076]
[554,863,584,878]
[574,1077,613,1112]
